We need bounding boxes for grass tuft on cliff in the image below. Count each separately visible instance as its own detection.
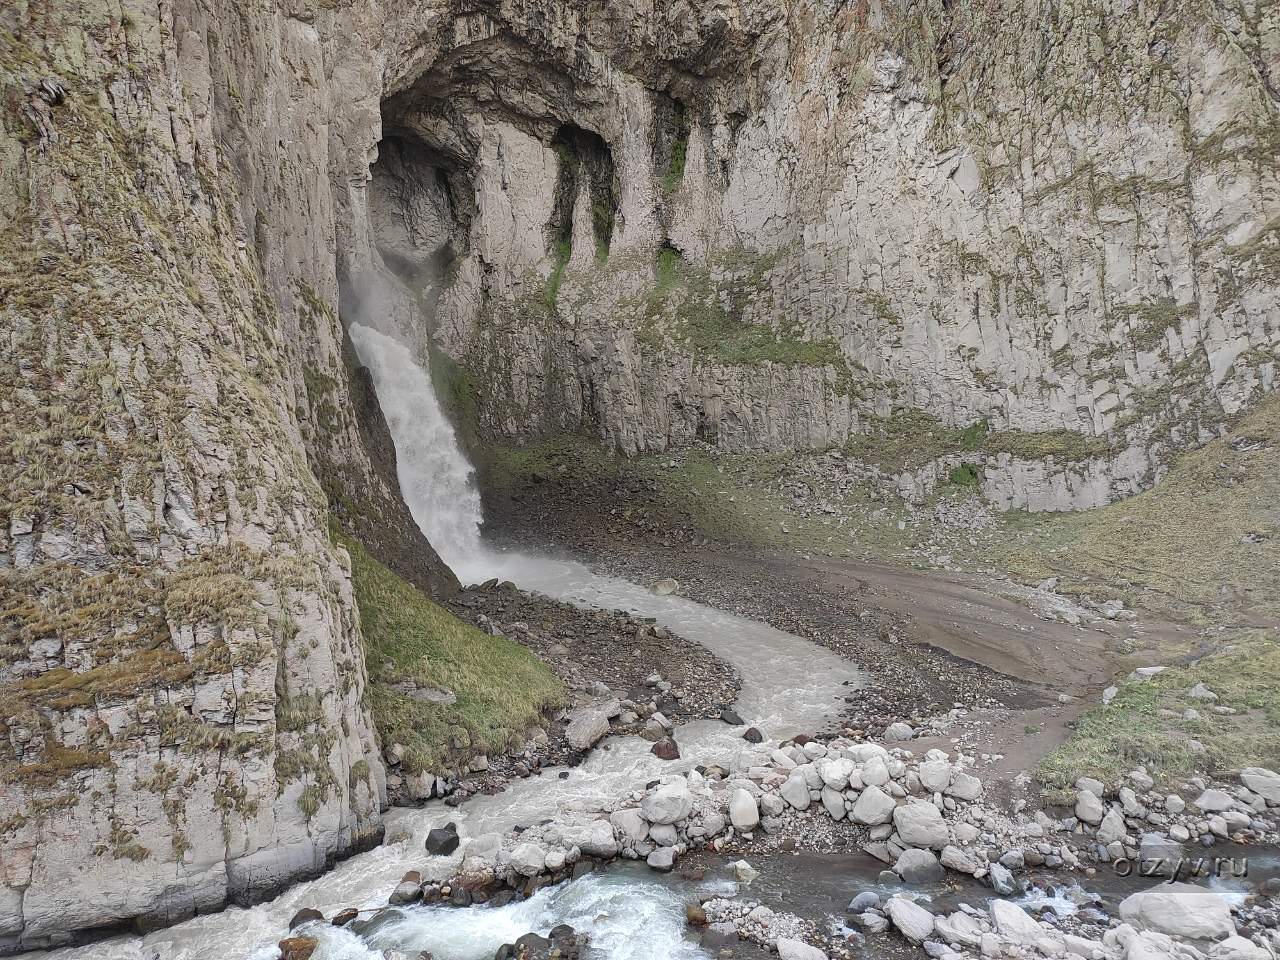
[336,529,565,775]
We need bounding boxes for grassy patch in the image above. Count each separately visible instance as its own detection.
[1038,631,1280,790]
[337,529,565,774]
[843,411,1109,471]
[634,248,853,374]
[996,393,1280,625]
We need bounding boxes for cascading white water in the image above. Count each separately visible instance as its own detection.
[347,324,485,569]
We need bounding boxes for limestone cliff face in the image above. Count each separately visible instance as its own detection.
[359,0,1279,511]
[0,1,453,950]
[1,0,1277,950]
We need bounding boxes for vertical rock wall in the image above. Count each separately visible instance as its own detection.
[360,0,1279,508]
[0,0,448,949]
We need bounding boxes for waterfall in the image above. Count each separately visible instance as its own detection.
[347,323,485,571]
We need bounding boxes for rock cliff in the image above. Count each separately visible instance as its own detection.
[358,0,1278,509]
[0,0,451,950]
[1,0,1277,951]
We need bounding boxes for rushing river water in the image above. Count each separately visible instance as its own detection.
[23,325,863,960]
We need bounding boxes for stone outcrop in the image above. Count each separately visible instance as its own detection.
[348,0,1280,511]
[0,1,454,951]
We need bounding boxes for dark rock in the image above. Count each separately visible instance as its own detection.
[278,936,319,960]
[686,903,708,926]
[702,927,740,950]
[450,886,472,906]
[719,707,745,725]
[426,823,460,856]
[388,881,422,906]
[288,908,324,930]
[331,908,360,927]
[494,923,582,960]
[489,890,516,908]
[651,738,680,760]
[571,859,595,879]
[742,727,764,743]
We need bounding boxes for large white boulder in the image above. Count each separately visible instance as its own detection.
[1097,807,1127,844]
[917,760,952,792]
[564,699,619,751]
[886,897,935,943]
[609,808,648,842]
[641,782,693,825]
[780,772,812,810]
[818,757,855,790]
[510,841,546,877]
[990,899,1059,947]
[1240,767,1280,803]
[893,802,949,849]
[776,938,827,960]
[1118,884,1236,940]
[729,789,760,832]
[850,784,897,825]
[1076,789,1105,825]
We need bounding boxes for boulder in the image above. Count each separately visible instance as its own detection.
[895,848,945,884]
[918,760,952,793]
[819,757,855,790]
[893,802,949,849]
[850,784,897,825]
[1240,767,1280,803]
[720,707,745,725]
[278,937,320,960]
[425,822,460,856]
[1194,789,1235,812]
[510,842,547,877]
[387,881,422,905]
[987,862,1016,895]
[780,772,811,810]
[1119,885,1236,940]
[884,722,915,741]
[646,847,676,872]
[990,900,1056,947]
[652,578,679,595]
[1097,808,1127,844]
[934,912,984,948]
[564,700,619,751]
[939,845,979,874]
[610,808,649,843]
[821,786,845,820]
[886,897,935,943]
[288,908,324,929]
[729,789,760,832]
[743,727,764,743]
[777,938,827,960]
[641,782,693,825]
[848,892,880,913]
[733,859,758,885]
[651,738,680,760]
[1075,790,1105,825]
[945,772,983,802]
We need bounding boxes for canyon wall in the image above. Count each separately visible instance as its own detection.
[360,0,1279,509]
[1,0,1278,950]
[0,0,454,950]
